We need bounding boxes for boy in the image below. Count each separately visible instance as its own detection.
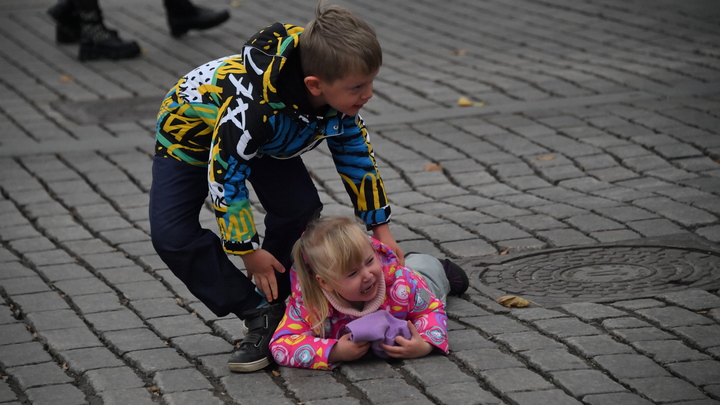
[149,1,403,372]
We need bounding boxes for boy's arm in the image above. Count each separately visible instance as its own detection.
[371,223,404,266]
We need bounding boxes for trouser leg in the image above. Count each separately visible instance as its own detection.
[405,253,450,304]
[248,155,323,302]
[149,157,262,318]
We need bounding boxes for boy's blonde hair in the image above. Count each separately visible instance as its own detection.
[292,216,373,336]
[301,1,382,83]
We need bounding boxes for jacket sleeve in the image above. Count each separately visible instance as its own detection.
[326,114,391,227]
[399,267,450,354]
[269,270,340,370]
[209,95,268,254]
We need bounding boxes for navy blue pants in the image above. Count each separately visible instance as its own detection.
[149,155,322,318]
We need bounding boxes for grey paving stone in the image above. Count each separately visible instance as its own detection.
[98,387,156,405]
[170,334,231,358]
[124,347,191,374]
[402,356,475,386]
[657,289,720,311]
[610,299,665,311]
[532,318,601,339]
[536,228,596,247]
[506,389,583,405]
[446,329,497,352]
[0,342,53,368]
[550,369,626,397]
[39,327,103,351]
[673,324,720,350]
[636,306,715,328]
[634,197,716,226]
[625,376,708,403]
[495,331,566,352]
[0,276,52,296]
[25,309,86,331]
[7,237,56,254]
[594,354,670,379]
[520,348,590,372]
[0,262,33,280]
[631,340,712,364]
[454,348,524,372]
[72,293,125,314]
[22,249,76,267]
[559,303,627,321]
[285,374,348,402]
[0,380,17,402]
[147,314,212,339]
[442,239,497,257]
[627,218,687,237]
[35,263,92,282]
[354,377,429,404]
[338,360,398,382]
[480,368,554,393]
[601,317,652,329]
[0,323,34,346]
[590,229,641,242]
[162,390,224,405]
[583,392,654,405]
[462,315,530,335]
[85,366,145,392]
[154,368,213,393]
[6,362,73,389]
[24,384,86,405]
[415,222,478,243]
[82,251,136,269]
[54,277,114,296]
[84,308,145,332]
[102,328,166,355]
[666,360,720,387]
[98,265,156,285]
[115,280,174,301]
[611,326,676,342]
[425,381,503,405]
[510,308,567,322]
[57,346,124,374]
[564,335,635,357]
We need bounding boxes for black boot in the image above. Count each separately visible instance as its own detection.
[227,302,285,373]
[47,0,81,43]
[164,0,229,37]
[76,8,141,61]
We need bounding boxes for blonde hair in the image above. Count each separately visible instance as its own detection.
[301,1,382,83]
[292,216,373,336]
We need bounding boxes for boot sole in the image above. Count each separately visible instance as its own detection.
[227,357,270,373]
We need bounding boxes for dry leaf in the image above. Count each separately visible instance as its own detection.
[457,96,486,107]
[453,49,468,56]
[500,248,510,255]
[231,0,242,6]
[148,386,160,392]
[425,163,442,171]
[536,155,556,161]
[272,370,281,377]
[496,295,530,308]
[60,75,74,83]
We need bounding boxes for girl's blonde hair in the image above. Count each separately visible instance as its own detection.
[301,1,382,83]
[292,216,373,336]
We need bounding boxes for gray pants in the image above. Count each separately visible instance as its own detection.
[405,253,450,304]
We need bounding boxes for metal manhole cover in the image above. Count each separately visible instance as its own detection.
[480,246,720,306]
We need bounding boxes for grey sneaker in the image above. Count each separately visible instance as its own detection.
[227,301,285,372]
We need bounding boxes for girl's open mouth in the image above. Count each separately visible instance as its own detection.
[361,283,375,294]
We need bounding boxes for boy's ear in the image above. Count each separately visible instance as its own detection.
[315,274,334,293]
[304,76,323,96]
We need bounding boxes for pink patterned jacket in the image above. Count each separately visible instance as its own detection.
[269,238,449,370]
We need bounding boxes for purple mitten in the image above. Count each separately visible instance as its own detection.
[346,310,412,358]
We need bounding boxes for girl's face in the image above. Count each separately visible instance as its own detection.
[318,243,383,308]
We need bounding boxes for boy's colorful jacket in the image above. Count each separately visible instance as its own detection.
[155,23,390,254]
[269,239,449,370]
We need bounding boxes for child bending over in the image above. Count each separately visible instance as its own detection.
[269,216,469,370]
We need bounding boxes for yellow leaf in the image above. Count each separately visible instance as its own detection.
[536,155,556,161]
[496,295,530,308]
[500,248,510,255]
[272,370,281,377]
[453,49,468,56]
[231,0,241,6]
[60,75,74,83]
[425,163,442,171]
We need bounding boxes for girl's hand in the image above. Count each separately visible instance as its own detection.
[329,333,371,363]
[242,249,285,301]
[372,223,405,266]
[380,321,433,359]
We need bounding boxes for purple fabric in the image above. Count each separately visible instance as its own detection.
[346,310,412,358]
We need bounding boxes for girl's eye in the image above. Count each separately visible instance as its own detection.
[347,271,357,278]
[365,256,374,266]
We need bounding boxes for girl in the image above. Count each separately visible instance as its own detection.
[269,216,468,370]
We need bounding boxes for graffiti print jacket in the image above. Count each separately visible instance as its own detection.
[155,23,390,254]
[269,239,449,370]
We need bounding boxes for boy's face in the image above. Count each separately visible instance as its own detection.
[310,70,378,116]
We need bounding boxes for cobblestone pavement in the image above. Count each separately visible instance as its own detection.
[1,0,720,404]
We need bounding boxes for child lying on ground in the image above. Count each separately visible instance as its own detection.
[269,216,469,369]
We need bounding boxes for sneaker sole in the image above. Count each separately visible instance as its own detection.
[227,357,270,373]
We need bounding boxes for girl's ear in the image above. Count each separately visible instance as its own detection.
[315,274,334,293]
[304,76,323,96]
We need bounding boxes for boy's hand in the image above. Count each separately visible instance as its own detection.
[242,249,285,301]
[380,321,433,359]
[371,223,405,266]
[328,333,371,363]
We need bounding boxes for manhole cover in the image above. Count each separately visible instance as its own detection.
[480,246,720,306]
